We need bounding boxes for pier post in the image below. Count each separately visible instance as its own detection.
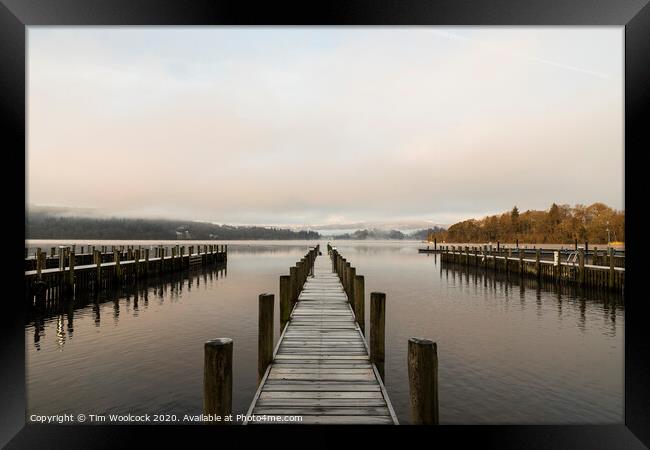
[144,248,149,276]
[348,266,356,308]
[203,338,233,418]
[95,250,101,287]
[354,275,365,334]
[68,251,75,292]
[290,266,298,307]
[280,275,291,331]
[370,292,385,380]
[609,248,615,289]
[434,238,437,250]
[408,337,439,425]
[578,249,585,286]
[535,249,541,279]
[36,249,44,279]
[114,250,122,282]
[258,293,274,384]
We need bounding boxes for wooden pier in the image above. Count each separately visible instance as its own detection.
[438,245,624,292]
[25,244,227,303]
[243,247,399,425]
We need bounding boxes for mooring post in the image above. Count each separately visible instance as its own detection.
[114,250,122,282]
[535,249,541,279]
[289,266,298,307]
[348,266,356,308]
[578,249,585,286]
[68,251,75,291]
[94,250,101,287]
[408,337,439,425]
[370,292,385,380]
[434,238,437,250]
[36,249,43,279]
[354,275,365,334]
[296,260,304,293]
[280,275,291,331]
[258,293,274,384]
[203,338,233,418]
[608,248,615,289]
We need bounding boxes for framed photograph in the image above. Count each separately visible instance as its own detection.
[2,0,648,447]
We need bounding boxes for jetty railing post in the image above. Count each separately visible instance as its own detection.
[203,338,233,419]
[370,292,385,380]
[609,248,615,289]
[348,266,356,308]
[354,274,364,333]
[535,249,541,280]
[145,248,149,276]
[408,337,439,425]
[114,250,122,283]
[578,249,585,286]
[280,275,291,331]
[289,266,298,307]
[95,250,101,289]
[36,249,43,280]
[258,293,274,384]
[67,251,75,293]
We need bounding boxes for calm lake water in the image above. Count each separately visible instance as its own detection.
[25,240,624,424]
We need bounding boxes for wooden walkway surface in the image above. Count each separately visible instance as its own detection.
[244,254,398,424]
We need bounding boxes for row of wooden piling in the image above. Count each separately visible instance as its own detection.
[25,244,229,271]
[439,245,624,292]
[26,244,228,303]
[202,245,320,420]
[327,243,439,425]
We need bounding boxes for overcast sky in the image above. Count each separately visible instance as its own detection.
[27,27,623,228]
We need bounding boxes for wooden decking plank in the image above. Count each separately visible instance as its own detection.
[244,253,398,425]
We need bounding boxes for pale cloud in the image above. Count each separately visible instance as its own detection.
[27,27,623,226]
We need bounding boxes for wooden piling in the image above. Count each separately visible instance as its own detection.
[290,266,298,307]
[370,292,385,380]
[280,275,291,331]
[203,338,233,418]
[258,293,274,384]
[609,248,615,289]
[354,275,365,334]
[348,266,356,309]
[578,249,585,286]
[408,337,439,425]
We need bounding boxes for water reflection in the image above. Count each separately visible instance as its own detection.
[27,264,227,350]
[439,261,623,334]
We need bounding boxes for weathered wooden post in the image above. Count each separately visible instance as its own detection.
[519,246,524,275]
[36,249,43,279]
[114,250,122,282]
[67,251,75,292]
[348,266,356,307]
[608,248,615,289]
[578,249,585,286]
[203,338,233,418]
[94,250,101,288]
[408,337,439,425]
[434,238,437,250]
[258,293,274,384]
[280,275,291,331]
[370,292,385,380]
[289,266,298,307]
[535,249,541,279]
[144,248,149,276]
[354,275,365,334]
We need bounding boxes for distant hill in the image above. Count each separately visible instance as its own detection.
[328,227,446,240]
[25,213,320,240]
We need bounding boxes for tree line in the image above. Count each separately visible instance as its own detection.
[25,214,320,240]
[428,203,624,244]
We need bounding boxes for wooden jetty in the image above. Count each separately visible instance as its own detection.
[438,245,624,292]
[25,244,227,303]
[204,245,437,425]
[243,246,399,424]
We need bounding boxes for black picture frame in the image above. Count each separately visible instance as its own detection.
[2,0,648,448]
